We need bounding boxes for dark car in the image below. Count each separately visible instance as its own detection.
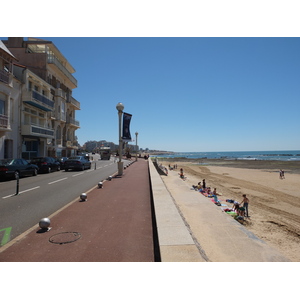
[0,158,38,180]
[64,156,91,171]
[58,157,68,170]
[30,157,61,173]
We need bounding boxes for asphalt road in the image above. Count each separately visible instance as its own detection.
[0,155,130,247]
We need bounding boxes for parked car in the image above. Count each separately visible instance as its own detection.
[64,156,91,171]
[0,158,38,180]
[30,157,61,173]
[58,157,68,170]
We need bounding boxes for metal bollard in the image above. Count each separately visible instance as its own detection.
[15,173,19,195]
[80,193,87,201]
[39,218,51,231]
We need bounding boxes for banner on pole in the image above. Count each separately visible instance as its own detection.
[122,112,132,141]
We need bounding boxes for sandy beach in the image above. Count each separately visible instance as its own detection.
[158,159,300,261]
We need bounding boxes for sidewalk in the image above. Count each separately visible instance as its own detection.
[0,159,155,262]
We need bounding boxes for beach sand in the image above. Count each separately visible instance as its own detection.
[158,159,300,262]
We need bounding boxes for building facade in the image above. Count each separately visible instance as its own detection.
[1,37,80,159]
[0,40,19,159]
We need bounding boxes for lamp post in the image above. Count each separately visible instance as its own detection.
[135,131,138,161]
[116,102,124,176]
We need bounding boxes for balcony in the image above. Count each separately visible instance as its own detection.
[23,90,54,112]
[55,112,66,122]
[21,122,54,138]
[66,116,80,127]
[67,95,80,110]
[0,114,10,131]
[65,140,78,150]
[0,70,12,86]
[47,54,77,87]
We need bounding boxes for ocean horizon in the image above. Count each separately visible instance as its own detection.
[152,150,300,161]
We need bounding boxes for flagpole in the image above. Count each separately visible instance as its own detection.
[116,102,124,176]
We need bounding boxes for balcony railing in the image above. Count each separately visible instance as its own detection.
[32,90,54,108]
[22,122,54,138]
[66,116,80,127]
[67,95,80,110]
[55,112,66,122]
[47,54,77,87]
[23,90,54,111]
[0,114,9,129]
[0,70,11,85]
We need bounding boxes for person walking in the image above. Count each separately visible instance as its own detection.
[240,194,250,217]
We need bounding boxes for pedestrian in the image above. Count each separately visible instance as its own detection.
[240,194,250,217]
[202,179,206,189]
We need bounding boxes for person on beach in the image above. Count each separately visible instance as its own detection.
[192,182,202,190]
[179,168,185,180]
[232,201,240,213]
[240,194,249,217]
[279,169,285,179]
[207,187,211,195]
[202,179,206,189]
[212,188,219,196]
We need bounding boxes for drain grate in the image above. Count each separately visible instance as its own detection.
[49,232,81,245]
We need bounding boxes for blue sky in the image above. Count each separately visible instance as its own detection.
[3,3,300,152]
[30,37,299,152]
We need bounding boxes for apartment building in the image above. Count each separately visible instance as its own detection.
[2,37,80,158]
[0,40,19,159]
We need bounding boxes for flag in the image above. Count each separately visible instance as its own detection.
[122,112,132,141]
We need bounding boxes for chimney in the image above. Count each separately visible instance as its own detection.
[8,37,24,47]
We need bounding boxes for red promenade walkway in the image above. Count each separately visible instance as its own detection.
[0,159,155,262]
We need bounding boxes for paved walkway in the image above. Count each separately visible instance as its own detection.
[0,159,155,262]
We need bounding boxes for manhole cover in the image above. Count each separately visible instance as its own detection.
[49,232,81,244]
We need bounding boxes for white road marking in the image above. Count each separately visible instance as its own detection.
[48,178,68,185]
[72,172,84,177]
[2,186,40,199]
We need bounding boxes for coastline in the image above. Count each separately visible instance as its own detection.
[158,159,300,261]
[155,157,300,174]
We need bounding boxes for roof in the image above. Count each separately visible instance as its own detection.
[0,40,17,59]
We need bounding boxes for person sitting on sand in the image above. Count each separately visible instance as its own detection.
[207,187,211,195]
[179,170,185,180]
[212,188,219,196]
[232,201,240,213]
[192,182,202,190]
[238,206,245,217]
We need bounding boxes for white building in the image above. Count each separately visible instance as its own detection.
[0,40,19,159]
[2,37,80,159]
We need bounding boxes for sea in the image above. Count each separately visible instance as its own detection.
[152,150,300,161]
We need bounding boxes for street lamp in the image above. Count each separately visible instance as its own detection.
[135,131,138,161]
[116,102,124,176]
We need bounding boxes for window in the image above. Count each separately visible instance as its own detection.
[0,99,5,115]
